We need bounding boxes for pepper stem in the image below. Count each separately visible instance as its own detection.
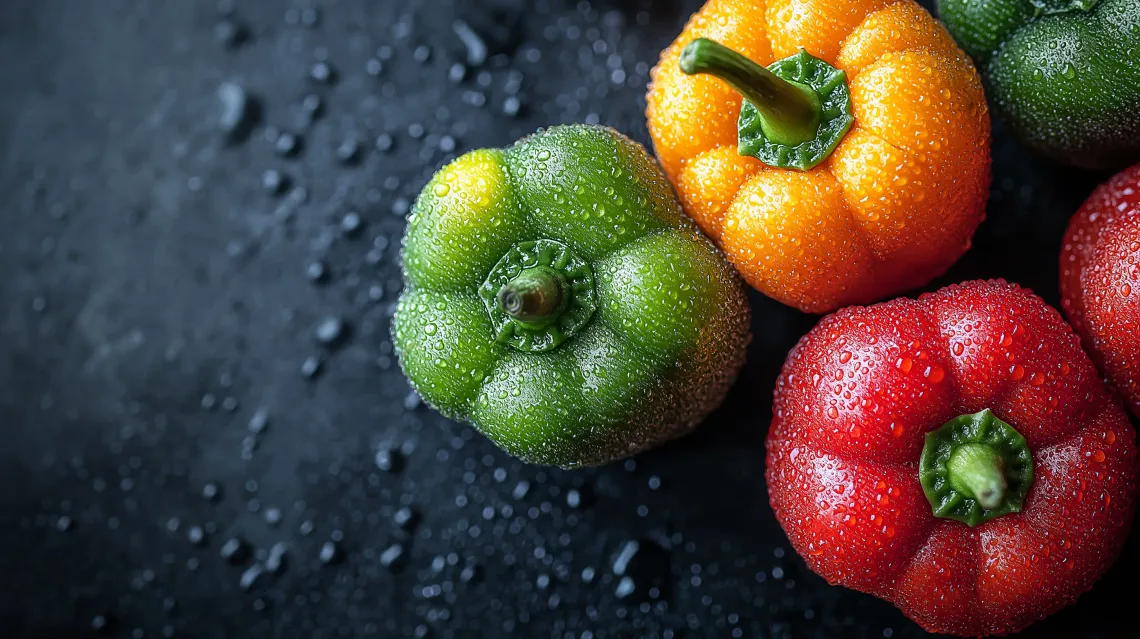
[919,409,1034,527]
[679,38,822,147]
[946,443,1007,510]
[497,267,565,326]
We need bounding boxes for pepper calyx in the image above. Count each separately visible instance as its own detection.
[479,239,596,353]
[678,39,853,170]
[919,409,1034,527]
[1028,0,1099,15]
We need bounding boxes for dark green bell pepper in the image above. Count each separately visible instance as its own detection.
[392,124,751,468]
[937,0,1140,169]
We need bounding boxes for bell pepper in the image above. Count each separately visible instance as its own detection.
[766,279,1138,636]
[392,124,751,468]
[1061,163,1140,415]
[646,0,991,314]
[937,0,1140,170]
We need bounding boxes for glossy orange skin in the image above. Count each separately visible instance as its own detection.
[647,0,992,313]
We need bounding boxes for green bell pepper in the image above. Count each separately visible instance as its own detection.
[936,0,1140,169]
[393,124,751,468]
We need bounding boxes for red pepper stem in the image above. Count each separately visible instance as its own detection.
[678,38,822,147]
[946,443,1008,510]
[919,409,1033,526]
[498,267,565,326]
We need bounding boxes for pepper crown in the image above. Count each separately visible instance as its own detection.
[1029,0,1099,15]
[478,239,596,353]
[919,409,1034,527]
[678,39,854,170]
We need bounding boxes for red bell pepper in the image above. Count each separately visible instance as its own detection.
[1061,163,1140,416]
[766,279,1138,636]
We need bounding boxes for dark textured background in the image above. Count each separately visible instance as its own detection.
[0,0,1130,637]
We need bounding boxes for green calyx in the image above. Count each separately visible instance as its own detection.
[479,239,596,353]
[1028,0,1099,15]
[919,409,1034,527]
[678,39,853,170]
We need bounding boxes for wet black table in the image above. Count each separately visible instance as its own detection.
[0,1,1128,637]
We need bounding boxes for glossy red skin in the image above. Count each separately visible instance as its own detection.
[1061,163,1140,417]
[766,280,1138,636]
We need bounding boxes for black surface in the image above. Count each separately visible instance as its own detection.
[0,1,1132,637]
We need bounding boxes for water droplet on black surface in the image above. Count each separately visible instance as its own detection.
[375,133,394,153]
[502,96,522,118]
[301,355,323,379]
[216,82,256,142]
[452,19,488,66]
[187,526,206,547]
[261,169,288,195]
[214,19,247,49]
[264,507,282,526]
[202,482,221,502]
[341,211,363,236]
[310,61,336,84]
[379,543,405,570]
[374,447,402,473]
[299,94,323,126]
[336,138,361,165]
[314,317,348,347]
[615,576,635,599]
[266,542,288,574]
[91,614,113,634]
[274,132,301,158]
[248,408,269,434]
[393,506,419,532]
[239,563,264,591]
[300,7,319,27]
[319,540,341,565]
[220,537,249,564]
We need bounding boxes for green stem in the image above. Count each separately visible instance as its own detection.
[946,443,1007,510]
[918,409,1034,527]
[679,38,822,147]
[498,267,565,325]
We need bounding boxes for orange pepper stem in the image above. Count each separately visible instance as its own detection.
[679,38,822,147]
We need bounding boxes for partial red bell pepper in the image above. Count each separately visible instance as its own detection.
[766,279,1138,636]
[1061,163,1140,416]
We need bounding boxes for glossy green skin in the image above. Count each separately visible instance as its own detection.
[393,124,751,468]
[937,0,1140,169]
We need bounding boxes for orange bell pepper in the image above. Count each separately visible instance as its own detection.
[647,0,991,313]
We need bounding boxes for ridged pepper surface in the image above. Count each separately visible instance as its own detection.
[767,280,1137,636]
[647,0,991,313]
[394,125,751,468]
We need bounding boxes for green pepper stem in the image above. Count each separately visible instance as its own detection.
[946,443,1008,510]
[498,268,565,325]
[679,38,822,147]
